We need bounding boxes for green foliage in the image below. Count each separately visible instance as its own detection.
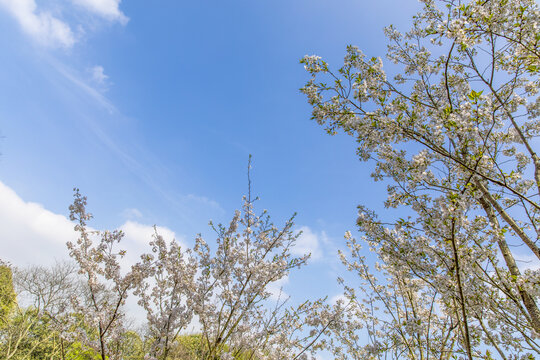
[168,334,204,360]
[10,310,55,359]
[0,264,16,325]
[114,331,145,360]
[166,334,261,360]
[64,341,102,360]
[1,308,59,359]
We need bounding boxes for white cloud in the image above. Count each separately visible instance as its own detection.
[72,0,128,24]
[0,0,75,48]
[293,226,322,260]
[0,0,128,48]
[0,181,186,271]
[0,181,193,327]
[0,181,76,266]
[119,220,187,273]
[90,65,108,84]
[121,220,184,249]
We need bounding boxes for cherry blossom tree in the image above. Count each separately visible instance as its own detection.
[302,0,540,358]
[190,193,309,360]
[136,159,334,360]
[135,229,197,360]
[67,159,332,360]
[67,189,148,360]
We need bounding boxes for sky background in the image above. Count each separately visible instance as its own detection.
[0,0,423,323]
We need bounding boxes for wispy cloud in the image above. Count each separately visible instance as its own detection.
[185,194,224,213]
[90,65,109,85]
[0,0,75,48]
[50,58,117,112]
[72,0,128,24]
[121,208,143,220]
[0,0,127,48]
[44,58,225,228]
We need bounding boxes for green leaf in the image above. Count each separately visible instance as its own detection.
[468,90,483,101]
[526,65,538,73]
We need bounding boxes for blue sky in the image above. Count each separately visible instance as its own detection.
[0,0,421,316]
